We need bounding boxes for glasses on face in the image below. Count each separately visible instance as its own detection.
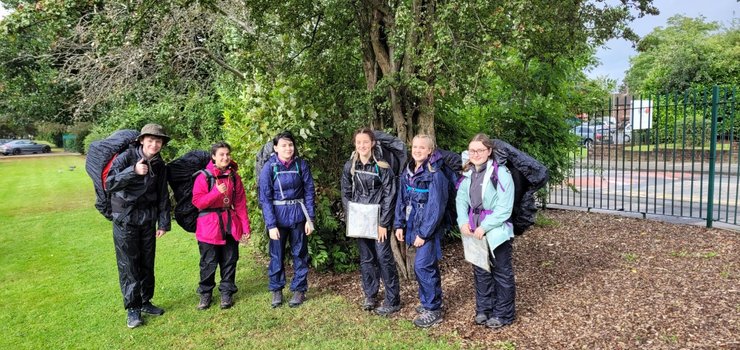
[468,148,489,156]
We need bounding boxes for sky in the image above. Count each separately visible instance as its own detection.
[588,0,739,88]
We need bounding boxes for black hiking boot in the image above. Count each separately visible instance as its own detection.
[141,301,164,316]
[127,309,143,329]
[375,303,401,316]
[413,309,443,328]
[288,291,305,308]
[197,294,212,310]
[485,317,509,329]
[362,296,376,311]
[220,293,234,309]
[271,290,283,308]
[474,313,489,325]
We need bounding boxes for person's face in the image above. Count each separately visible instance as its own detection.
[467,141,491,166]
[354,133,375,159]
[141,136,163,159]
[274,138,294,161]
[212,147,232,169]
[411,138,433,164]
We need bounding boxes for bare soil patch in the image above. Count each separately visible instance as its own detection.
[312,209,739,349]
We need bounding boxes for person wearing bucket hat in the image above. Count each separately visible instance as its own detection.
[106,123,172,328]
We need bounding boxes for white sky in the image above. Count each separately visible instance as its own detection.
[588,0,739,88]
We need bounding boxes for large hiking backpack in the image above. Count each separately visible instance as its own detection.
[85,129,140,220]
[371,131,407,179]
[166,150,211,232]
[492,139,549,235]
[433,149,463,230]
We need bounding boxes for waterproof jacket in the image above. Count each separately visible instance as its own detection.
[341,157,396,229]
[192,161,251,244]
[258,154,316,229]
[456,159,515,251]
[106,145,171,230]
[393,151,449,245]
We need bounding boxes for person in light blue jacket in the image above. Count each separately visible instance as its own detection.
[455,133,516,329]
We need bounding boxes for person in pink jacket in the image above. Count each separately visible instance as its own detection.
[191,142,251,310]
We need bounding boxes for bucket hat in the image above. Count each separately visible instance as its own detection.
[138,124,171,144]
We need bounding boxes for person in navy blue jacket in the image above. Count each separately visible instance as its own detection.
[394,134,449,328]
[258,131,316,308]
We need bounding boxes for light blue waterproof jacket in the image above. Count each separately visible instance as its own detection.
[455,159,515,251]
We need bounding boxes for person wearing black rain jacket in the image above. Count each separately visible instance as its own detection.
[341,128,401,316]
[106,124,172,329]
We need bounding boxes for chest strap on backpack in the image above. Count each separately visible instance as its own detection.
[406,184,429,193]
[272,198,314,230]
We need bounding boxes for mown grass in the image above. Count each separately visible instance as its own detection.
[0,156,461,349]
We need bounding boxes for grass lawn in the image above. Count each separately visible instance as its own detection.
[0,156,461,349]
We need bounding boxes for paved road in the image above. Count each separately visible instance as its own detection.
[549,161,740,227]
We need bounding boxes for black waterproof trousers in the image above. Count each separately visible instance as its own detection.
[197,235,239,296]
[113,221,156,310]
[472,239,516,324]
[357,235,400,307]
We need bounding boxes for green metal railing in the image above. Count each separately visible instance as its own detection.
[550,86,738,228]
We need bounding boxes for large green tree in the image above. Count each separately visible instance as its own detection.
[624,15,740,94]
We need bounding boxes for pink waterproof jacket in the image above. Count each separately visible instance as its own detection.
[192,161,251,244]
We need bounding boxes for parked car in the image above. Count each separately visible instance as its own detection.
[0,140,51,155]
[571,126,602,148]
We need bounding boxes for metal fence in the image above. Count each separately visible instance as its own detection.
[549,86,738,228]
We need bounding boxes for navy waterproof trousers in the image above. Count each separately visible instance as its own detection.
[358,235,400,306]
[268,223,309,292]
[472,239,515,324]
[414,238,443,311]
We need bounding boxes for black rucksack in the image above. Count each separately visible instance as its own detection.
[85,129,140,220]
[371,131,408,179]
[166,150,211,232]
[432,149,463,231]
[492,139,549,235]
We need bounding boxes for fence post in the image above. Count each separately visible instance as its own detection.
[707,86,719,228]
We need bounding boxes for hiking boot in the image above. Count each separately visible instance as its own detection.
[362,296,376,311]
[474,313,489,325]
[220,293,234,309]
[415,305,425,314]
[127,309,143,329]
[288,291,305,308]
[197,294,212,310]
[141,301,164,316]
[485,317,508,329]
[375,304,401,316]
[413,309,443,328]
[271,290,283,308]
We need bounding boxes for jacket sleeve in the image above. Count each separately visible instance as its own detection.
[301,159,316,221]
[393,175,407,230]
[455,175,471,229]
[258,163,278,230]
[379,166,396,228]
[191,172,222,210]
[234,174,251,236]
[340,161,353,213]
[480,167,515,232]
[417,170,449,240]
[156,165,171,231]
[105,150,139,192]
